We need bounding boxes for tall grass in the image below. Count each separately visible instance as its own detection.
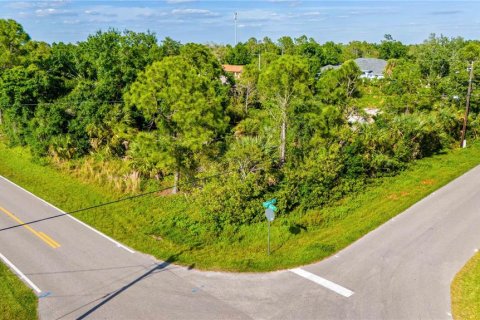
[51,156,141,194]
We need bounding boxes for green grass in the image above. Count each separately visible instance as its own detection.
[0,262,37,320]
[1,142,480,272]
[452,253,480,319]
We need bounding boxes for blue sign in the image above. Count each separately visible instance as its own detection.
[262,199,278,212]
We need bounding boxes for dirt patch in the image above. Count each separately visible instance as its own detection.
[421,179,435,185]
[388,191,410,200]
[151,235,163,241]
[388,194,399,200]
[157,189,173,196]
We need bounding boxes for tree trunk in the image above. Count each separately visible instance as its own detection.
[172,170,180,194]
[280,115,286,166]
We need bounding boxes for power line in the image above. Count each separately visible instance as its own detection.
[234,12,238,46]
[0,170,233,233]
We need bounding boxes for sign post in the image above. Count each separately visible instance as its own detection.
[262,199,277,255]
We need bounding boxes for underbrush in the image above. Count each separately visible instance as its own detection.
[49,156,142,194]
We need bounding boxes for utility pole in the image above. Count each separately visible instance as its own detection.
[460,61,474,148]
[234,12,238,45]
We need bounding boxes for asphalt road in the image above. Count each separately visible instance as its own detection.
[0,165,479,320]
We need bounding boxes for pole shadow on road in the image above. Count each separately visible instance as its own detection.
[55,254,179,320]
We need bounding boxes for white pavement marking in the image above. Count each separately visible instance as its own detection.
[290,268,354,298]
[0,252,41,293]
[0,175,135,253]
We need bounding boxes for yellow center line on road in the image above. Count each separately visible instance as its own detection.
[0,206,61,249]
[38,232,61,248]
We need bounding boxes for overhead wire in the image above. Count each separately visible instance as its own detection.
[0,170,234,233]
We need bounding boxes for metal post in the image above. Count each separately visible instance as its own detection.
[268,220,270,255]
[262,201,276,256]
[234,12,237,45]
[460,61,474,148]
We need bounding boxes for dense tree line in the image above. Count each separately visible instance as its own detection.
[1,19,479,235]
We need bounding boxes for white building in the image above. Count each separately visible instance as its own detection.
[354,58,387,79]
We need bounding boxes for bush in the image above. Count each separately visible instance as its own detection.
[195,172,270,231]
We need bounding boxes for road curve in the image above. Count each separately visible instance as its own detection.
[0,165,479,319]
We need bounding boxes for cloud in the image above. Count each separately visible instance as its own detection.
[34,0,70,9]
[301,11,326,17]
[238,23,265,29]
[234,8,329,25]
[431,10,462,15]
[80,5,168,23]
[5,2,34,9]
[4,0,72,18]
[6,0,68,9]
[63,19,80,25]
[35,8,59,16]
[235,9,283,23]
[35,8,76,17]
[267,0,301,5]
[171,8,218,17]
[84,10,102,16]
[166,0,197,3]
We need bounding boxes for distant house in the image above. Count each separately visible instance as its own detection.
[319,58,387,80]
[354,58,387,79]
[348,108,381,124]
[222,64,244,79]
[319,64,341,73]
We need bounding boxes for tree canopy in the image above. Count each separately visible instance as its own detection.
[125,48,229,192]
[0,19,478,236]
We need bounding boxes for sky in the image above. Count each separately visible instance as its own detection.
[1,0,479,45]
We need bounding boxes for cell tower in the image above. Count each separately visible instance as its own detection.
[234,12,238,45]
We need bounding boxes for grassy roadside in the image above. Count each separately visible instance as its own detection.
[451,252,480,319]
[0,262,37,320]
[1,142,480,272]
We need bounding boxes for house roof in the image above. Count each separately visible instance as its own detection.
[222,65,244,73]
[320,64,341,72]
[354,58,387,76]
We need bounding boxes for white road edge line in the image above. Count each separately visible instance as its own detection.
[0,175,135,253]
[290,268,354,298]
[0,252,41,293]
